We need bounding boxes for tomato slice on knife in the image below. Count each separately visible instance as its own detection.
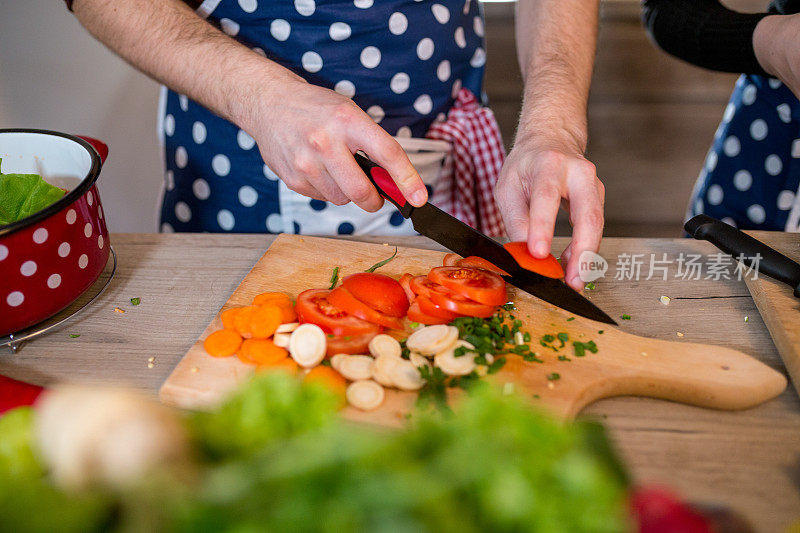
[427,266,507,306]
[341,273,410,317]
[503,241,564,279]
[328,286,404,329]
[295,289,381,337]
[406,300,452,325]
[429,291,496,318]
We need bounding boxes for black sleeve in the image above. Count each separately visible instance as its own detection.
[641,0,770,76]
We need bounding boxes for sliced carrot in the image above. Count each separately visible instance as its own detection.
[204,329,242,357]
[240,338,288,365]
[252,292,292,306]
[269,299,297,323]
[304,366,347,402]
[237,350,256,365]
[258,357,300,375]
[233,305,259,338]
[249,305,283,338]
[220,307,242,329]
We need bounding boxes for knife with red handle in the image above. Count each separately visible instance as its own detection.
[354,152,616,324]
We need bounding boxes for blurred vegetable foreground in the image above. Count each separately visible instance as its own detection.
[0,374,631,532]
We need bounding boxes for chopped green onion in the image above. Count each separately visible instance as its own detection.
[69,334,81,338]
[365,247,397,273]
[130,297,141,306]
[585,282,596,290]
[328,266,340,289]
[547,373,560,381]
[566,317,575,322]
[621,314,631,320]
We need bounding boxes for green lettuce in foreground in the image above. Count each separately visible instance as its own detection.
[0,374,632,532]
[0,158,66,226]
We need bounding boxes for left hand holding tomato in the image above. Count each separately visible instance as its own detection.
[494,141,605,292]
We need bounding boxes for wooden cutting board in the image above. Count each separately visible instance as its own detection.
[743,231,800,399]
[160,234,786,425]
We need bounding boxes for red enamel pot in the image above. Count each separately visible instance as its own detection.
[0,129,109,337]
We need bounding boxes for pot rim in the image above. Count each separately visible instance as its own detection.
[0,128,103,238]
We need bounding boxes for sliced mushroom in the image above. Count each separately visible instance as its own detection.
[406,325,458,356]
[368,334,402,359]
[273,332,291,348]
[289,323,327,367]
[392,359,426,391]
[371,353,401,387]
[346,380,385,411]
[276,322,300,334]
[332,354,374,381]
[434,340,477,376]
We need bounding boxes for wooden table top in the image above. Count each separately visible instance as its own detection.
[1,232,798,532]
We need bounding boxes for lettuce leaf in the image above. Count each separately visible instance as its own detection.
[0,158,66,226]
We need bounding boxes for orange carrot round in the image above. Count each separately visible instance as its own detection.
[239,338,288,365]
[304,366,347,402]
[249,305,283,339]
[220,307,242,329]
[257,357,300,375]
[233,305,259,338]
[270,299,297,323]
[204,329,242,357]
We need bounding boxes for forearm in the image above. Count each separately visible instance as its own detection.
[514,0,599,153]
[71,0,303,133]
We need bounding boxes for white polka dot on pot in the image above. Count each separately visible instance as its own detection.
[388,12,407,35]
[765,154,783,176]
[98,235,104,250]
[220,18,240,36]
[175,201,192,223]
[193,178,211,200]
[733,169,752,191]
[270,19,291,41]
[329,22,351,41]
[20,260,37,277]
[390,72,410,94]
[58,242,70,257]
[360,46,381,69]
[217,209,235,231]
[84,223,93,238]
[777,190,795,210]
[6,291,24,307]
[750,119,768,141]
[747,204,766,224]
[252,47,265,57]
[212,154,231,176]
[238,185,258,207]
[431,3,449,24]
[66,209,77,225]
[32,227,48,244]
[78,254,89,269]
[301,51,323,73]
[237,129,256,150]
[0,244,8,262]
[722,103,735,123]
[722,217,737,227]
[192,121,207,144]
[334,80,356,98]
[175,146,188,169]
[47,273,61,289]
[416,38,434,60]
[295,0,315,15]
[723,136,740,157]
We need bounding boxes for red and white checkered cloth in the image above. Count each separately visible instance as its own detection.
[426,88,506,238]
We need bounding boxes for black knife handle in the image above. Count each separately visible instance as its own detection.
[354,152,414,218]
[685,214,800,297]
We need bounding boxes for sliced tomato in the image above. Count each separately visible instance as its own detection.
[406,300,451,325]
[442,253,461,266]
[398,273,416,304]
[416,294,459,320]
[503,241,564,279]
[325,331,377,356]
[427,266,507,306]
[409,275,451,299]
[341,273,410,317]
[457,256,510,277]
[295,289,381,337]
[328,286,403,329]
[429,291,496,318]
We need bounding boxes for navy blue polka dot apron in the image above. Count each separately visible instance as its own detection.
[158,0,486,235]
[688,74,800,231]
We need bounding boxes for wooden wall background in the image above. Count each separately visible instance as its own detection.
[483,0,768,237]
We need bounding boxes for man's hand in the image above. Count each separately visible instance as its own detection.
[754,13,800,100]
[248,77,427,211]
[495,142,604,291]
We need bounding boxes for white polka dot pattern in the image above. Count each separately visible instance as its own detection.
[390,72,410,94]
[367,105,385,123]
[32,228,48,244]
[175,146,188,169]
[454,26,466,48]
[360,46,381,68]
[777,190,795,210]
[237,130,256,150]
[47,274,61,289]
[388,12,407,35]
[84,223,93,238]
[723,136,740,157]
[413,94,433,115]
[263,164,279,181]
[270,19,291,41]
[266,212,283,233]
[301,51,323,73]
[707,184,723,205]
[175,201,192,223]
[329,22,351,41]
[295,0,315,16]
[733,170,752,191]
[353,0,372,8]
[431,4,450,24]
[66,209,77,225]
[78,254,89,269]
[334,80,356,98]
[238,185,258,207]
[192,121,207,144]
[238,0,257,13]
[217,209,235,230]
[220,18,240,36]
[7,291,24,307]
[164,114,175,136]
[747,204,766,224]
[416,38,434,60]
[777,104,792,123]
[20,261,37,277]
[193,178,211,200]
[765,154,782,176]
[0,245,8,262]
[212,154,231,176]
[58,242,70,257]
[749,119,768,141]
[437,60,450,82]
[742,84,757,105]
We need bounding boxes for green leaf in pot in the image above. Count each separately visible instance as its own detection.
[0,158,66,226]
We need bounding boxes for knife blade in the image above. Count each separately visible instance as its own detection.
[355,152,617,324]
